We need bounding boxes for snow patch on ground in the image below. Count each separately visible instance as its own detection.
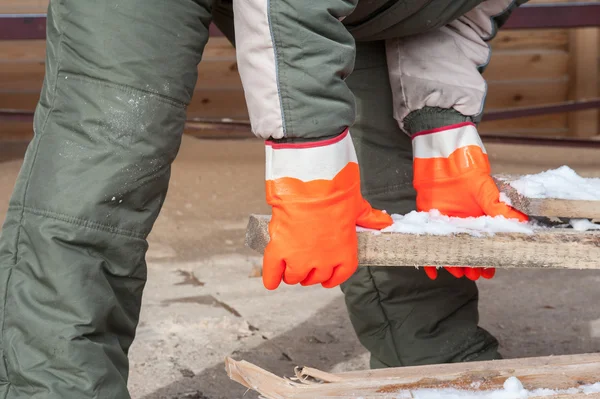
[569,219,600,231]
[357,210,534,237]
[388,377,600,398]
[508,166,600,200]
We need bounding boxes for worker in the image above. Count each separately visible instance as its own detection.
[0,0,529,397]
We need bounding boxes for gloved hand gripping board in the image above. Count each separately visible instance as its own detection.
[245,169,600,270]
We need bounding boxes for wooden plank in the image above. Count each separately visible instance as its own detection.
[225,353,600,399]
[493,176,600,219]
[0,0,48,14]
[0,91,40,110]
[0,62,45,91]
[187,89,248,118]
[478,113,568,135]
[485,79,568,109]
[0,41,46,63]
[0,121,33,141]
[245,214,600,269]
[567,27,600,137]
[490,29,569,51]
[483,50,569,81]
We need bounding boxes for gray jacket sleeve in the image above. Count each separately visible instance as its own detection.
[233,0,358,141]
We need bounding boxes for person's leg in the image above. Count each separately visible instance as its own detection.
[0,0,211,397]
[341,40,500,369]
[211,0,236,46]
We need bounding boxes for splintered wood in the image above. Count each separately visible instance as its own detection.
[493,176,600,219]
[246,215,600,269]
[225,353,600,398]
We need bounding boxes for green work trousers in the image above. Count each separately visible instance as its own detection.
[340,41,501,369]
[0,1,214,398]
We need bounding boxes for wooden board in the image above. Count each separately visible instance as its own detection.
[494,176,600,219]
[479,113,568,136]
[0,121,33,142]
[491,29,569,51]
[567,27,600,138]
[482,50,569,81]
[485,79,569,109]
[245,214,600,269]
[225,353,600,399]
[0,0,48,14]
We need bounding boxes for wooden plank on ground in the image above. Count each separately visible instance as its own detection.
[494,176,600,219]
[245,214,600,269]
[225,353,600,399]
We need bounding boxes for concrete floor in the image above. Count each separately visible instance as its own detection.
[0,136,599,398]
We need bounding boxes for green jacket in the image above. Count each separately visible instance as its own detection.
[232,0,525,142]
[345,0,486,40]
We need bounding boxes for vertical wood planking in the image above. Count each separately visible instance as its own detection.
[566,0,600,137]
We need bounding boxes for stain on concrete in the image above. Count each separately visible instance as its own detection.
[175,270,205,287]
[162,295,241,317]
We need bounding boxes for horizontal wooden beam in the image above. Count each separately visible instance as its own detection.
[245,214,600,269]
[225,353,600,399]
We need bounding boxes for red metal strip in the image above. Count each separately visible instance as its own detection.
[0,109,35,122]
[481,134,600,148]
[0,14,46,40]
[502,2,600,30]
[482,99,600,121]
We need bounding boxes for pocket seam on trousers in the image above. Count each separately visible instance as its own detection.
[9,206,147,239]
[59,72,188,109]
[0,268,13,387]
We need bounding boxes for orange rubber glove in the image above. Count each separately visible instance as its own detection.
[411,122,528,281]
[263,130,393,290]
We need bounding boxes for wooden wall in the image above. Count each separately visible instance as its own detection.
[480,0,600,138]
[1,0,599,140]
